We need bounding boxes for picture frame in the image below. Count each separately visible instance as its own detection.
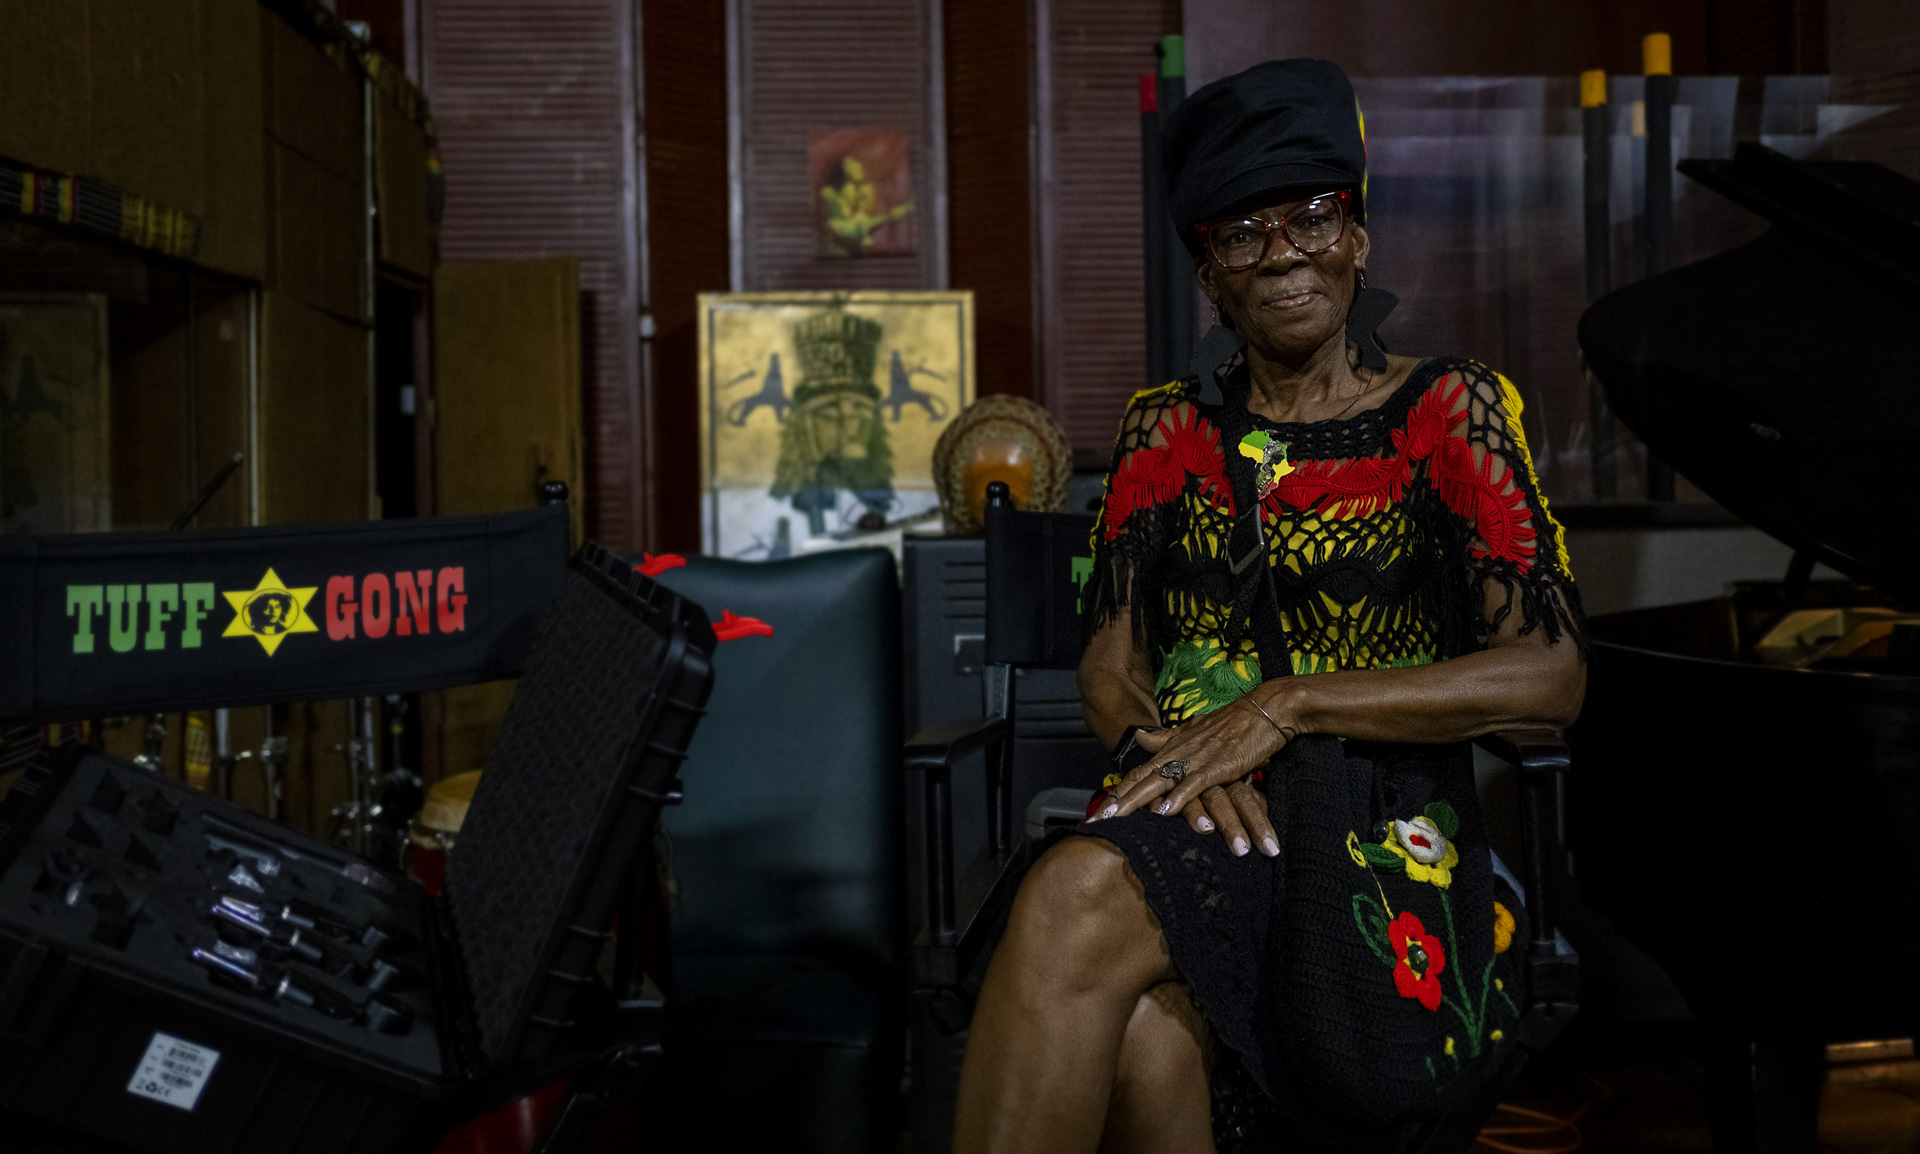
[0,293,111,535]
[697,291,974,559]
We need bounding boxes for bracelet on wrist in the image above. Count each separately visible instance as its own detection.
[1242,690,1288,738]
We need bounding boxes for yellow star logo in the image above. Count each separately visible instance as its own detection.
[221,568,319,656]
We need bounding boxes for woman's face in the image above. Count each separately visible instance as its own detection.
[1196,194,1370,363]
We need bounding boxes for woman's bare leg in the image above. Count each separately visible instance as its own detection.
[953,837,1208,1154]
[1099,982,1215,1154]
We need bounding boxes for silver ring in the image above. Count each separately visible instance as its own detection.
[1158,760,1189,782]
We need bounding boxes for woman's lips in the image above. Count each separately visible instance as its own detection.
[1261,289,1317,311]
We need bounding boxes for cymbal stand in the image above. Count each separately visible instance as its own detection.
[332,697,380,855]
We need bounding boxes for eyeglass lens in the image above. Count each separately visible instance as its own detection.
[1209,196,1346,270]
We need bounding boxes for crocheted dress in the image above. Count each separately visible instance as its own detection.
[1071,356,1584,1150]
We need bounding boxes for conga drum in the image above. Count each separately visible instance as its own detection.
[408,770,480,896]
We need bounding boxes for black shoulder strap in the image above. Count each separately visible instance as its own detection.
[1197,364,1293,682]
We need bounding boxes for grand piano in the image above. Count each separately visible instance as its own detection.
[1574,141,1920,1154]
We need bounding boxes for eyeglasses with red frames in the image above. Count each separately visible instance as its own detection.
[1197,190,1352,271]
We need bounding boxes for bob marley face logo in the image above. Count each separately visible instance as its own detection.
[244,590,297,634]
[222,568,319,655]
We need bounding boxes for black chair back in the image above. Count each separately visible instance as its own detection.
[983,504,1097,670]
[0,506,567,722]
[649,548,905,1153]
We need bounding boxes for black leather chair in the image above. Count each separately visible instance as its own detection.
[905,486,1579,1154]
[647,549,905,1153]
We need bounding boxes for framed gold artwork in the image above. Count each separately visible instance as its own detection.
[0,294,111,534]
[697,291,974,559]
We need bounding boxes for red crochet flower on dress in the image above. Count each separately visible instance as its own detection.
[1269,454,1409,518]
[1101,405,1235,539]
[1391,378,1468,464]
[1389,910,1447,1011]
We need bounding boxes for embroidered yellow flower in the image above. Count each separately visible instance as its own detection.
[1492,901,1515,954]
[1383,816,1459,888]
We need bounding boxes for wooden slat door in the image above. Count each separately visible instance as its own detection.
[423,0,643,552]
[432,257,583,531]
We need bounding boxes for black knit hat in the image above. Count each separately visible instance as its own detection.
[1164,59,1369,260]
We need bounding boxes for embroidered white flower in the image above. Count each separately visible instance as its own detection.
[1392,816,1451,865]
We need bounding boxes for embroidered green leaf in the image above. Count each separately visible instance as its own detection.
[1350,893,1395,966]
[1359,841,1404,870]
[1424,799,1460,840]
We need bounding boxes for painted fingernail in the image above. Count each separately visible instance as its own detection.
[1232,837,1249,856]
[1099,805,1117,820]
[1197,817,1215,832]
[1262,837,1280,857]
[1156,800,1171,815]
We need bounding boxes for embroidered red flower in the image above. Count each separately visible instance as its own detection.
[1388,910,1447,1011]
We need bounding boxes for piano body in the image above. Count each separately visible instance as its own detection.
[1574,142,1920,1153]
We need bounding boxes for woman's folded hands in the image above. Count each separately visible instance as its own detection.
[1086,689,1296,858]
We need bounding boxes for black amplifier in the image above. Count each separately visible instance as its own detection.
[0,546,715,1153]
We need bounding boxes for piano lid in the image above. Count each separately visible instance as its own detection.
[1579,142,1920,602]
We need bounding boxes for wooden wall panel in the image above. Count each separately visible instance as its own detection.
[424,0,643,551]
[199,0,268,280]
[0,1,94,179]
[1038,0,1168,447]
[737,0,942,291]
[263,14,365,319]
[0,0,267,280]
[264,16,362,178]
[85,3,209,229]
[376,97,433,278]
[258,291,370,525]
[641,0,729,553]
[268,142,366,320]
[945,0,1036,399]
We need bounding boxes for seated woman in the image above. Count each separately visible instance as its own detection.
[953,60,1586,1153]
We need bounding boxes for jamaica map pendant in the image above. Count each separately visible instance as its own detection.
[1238,430,1294,500]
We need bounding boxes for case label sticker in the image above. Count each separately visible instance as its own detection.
[126,1031,221,1111]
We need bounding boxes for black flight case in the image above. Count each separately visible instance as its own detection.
[0,545,715,1153]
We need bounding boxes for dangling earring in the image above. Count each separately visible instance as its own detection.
[1345,266,1399,373]
[1189,302,1244,406]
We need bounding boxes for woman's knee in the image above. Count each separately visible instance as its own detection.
[1007,837,1165,978]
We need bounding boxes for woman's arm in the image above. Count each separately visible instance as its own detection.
[1076,605,1162,750]
[1259,590,1585,745]
[1092,590,1585,844]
